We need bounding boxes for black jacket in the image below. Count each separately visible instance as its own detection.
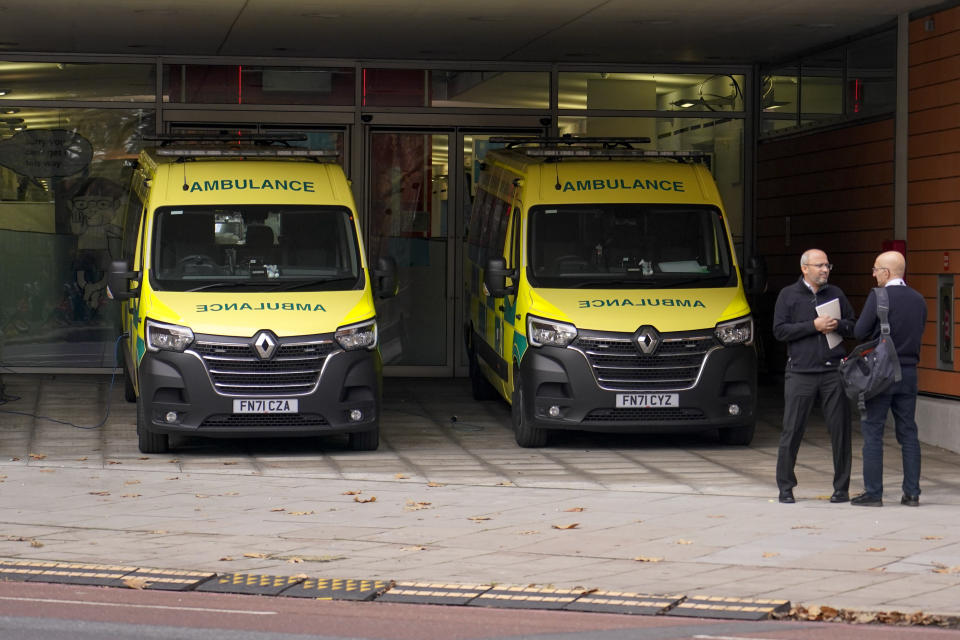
[854,284,926,367]
[773,277,857,373]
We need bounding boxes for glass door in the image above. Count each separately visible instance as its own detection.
[368,132,453,374]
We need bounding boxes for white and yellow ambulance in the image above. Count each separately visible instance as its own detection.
[108,135,396,453]
[465,136,756,447]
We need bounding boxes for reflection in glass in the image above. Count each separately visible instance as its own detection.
[362,69,547,108]
[801,51,843,116]
[0,61,155,102]
[559,72,745,112]
[163,65,355,105]
[0,108,155,367]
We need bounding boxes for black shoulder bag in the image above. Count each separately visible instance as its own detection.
[838,287,902,416]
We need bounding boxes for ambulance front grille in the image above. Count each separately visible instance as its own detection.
[583,407,706,422]
[192,339,337,396]
[573,333,716,391]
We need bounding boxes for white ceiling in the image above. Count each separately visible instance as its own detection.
[0,0,943,65]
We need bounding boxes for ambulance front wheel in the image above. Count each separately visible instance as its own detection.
[718,420,755,446]
[349,426,379,451]
[512,382,547,448]
[136,395,170,454]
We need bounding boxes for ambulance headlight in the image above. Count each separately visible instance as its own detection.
[336,319,378,351]
[527,315,577,348]
[146,319,194,352]
[715,315,753,346]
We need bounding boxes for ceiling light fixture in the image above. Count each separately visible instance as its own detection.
[0,89,10,96]
[672,99,697,108]
[3,107,18,114]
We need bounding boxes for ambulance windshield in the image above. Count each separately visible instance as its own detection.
[150,205,363,292]
[528,204,736,289]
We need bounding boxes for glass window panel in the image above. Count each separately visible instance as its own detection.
[362,69,547,108]
[847,30,896,116]
[557,116,744,244]
[0,61,155,102]
[0,108,155,368]
[558,72,745,112]
[801,50,843,116]
[163,65,355,105]
[761,67,798,114]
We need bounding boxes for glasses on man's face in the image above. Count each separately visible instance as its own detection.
[872,266,889,274]
[804,262,833,271]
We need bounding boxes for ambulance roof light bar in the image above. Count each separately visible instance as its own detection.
[144,133,310,146]
[489,135,707,162]
[155,147,338,158]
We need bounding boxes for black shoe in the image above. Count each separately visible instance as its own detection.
[851,493,882,507]
[901,494,920,507]
[778,490,795,504]
[829,491,849,503]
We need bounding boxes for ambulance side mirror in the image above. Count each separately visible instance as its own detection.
[745,255,767,296]
[374,256,398,299]
[107,260,139,301]
[485,257,517,298]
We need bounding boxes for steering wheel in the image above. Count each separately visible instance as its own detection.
[176,254,217,269]
[553,254,590,271]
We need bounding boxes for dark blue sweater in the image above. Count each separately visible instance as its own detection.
[854,285,926,367]
[773,277,857,372]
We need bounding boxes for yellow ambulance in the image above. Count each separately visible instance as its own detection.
[108,135,396,453]
[465,136,756,447]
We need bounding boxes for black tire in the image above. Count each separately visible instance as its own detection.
[136,395,169,454]
[122,359,136,403]
[718,421,755,446]
[349,427,379,451]
[512,381,547,448]
[469,343,500,401]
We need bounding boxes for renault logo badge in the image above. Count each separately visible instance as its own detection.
[635,326,660,355]
[252,330,278,360]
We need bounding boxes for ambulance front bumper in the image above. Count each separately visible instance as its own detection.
[137,334,381,439]
[516,335,756,433]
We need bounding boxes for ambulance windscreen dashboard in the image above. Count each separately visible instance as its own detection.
[150,205,363,292]
[528,204,735,290]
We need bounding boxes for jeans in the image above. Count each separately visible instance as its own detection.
[860,365,921,498]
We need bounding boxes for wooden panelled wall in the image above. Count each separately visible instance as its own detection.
[755,5,960,400]
[909,5,960,397]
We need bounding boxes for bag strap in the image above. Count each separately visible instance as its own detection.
[873,286,902,384]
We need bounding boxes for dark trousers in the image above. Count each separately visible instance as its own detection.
[776,370,852,493]
[860,365,921,499]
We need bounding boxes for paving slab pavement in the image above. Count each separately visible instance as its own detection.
[1,373,959,616]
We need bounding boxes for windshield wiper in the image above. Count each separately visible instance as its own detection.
[656,274,733,287]
[570,279,660,289]
[271,277,360,291]
[185,281,266,292]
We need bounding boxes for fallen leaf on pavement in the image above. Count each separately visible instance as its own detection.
[353,496,376,503]
[401,546,427,551]
[219,556,234,561]
[342,490,362,495]
[923,536,943,540]
[30,540,43,548]
[675,539,693,545]
[287,557,303,564]
[552,523,580,530]
[519,530,540,535]
[121,494,141,498]
[427,482,445,487]
[762,552,779,558]
[243,553,269,558]
[564,507,585,512]
[932,563,960,574]
[496,481,515,486]
[288,511,315,516]
[39,469,55,473]
[29,453,46,460]
[866,547,886,552]
[123,577,150,590]
[125,480,140,485]
[76,457,87,461]
[270,507,286,512]
[394,473,409,479]
[468,516,491,521]
[223,462,238,465]
[89,491,110,496]
[633,556,662,562]
[404,501,431,511]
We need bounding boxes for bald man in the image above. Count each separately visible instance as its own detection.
[851,251,927,507]
[773,249,857,504]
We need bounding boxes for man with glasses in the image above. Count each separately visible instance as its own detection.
[773,249,857,504]
[851,251,926,507]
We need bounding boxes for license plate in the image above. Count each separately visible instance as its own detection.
[233,399,298,414]
[616,393,679,408]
